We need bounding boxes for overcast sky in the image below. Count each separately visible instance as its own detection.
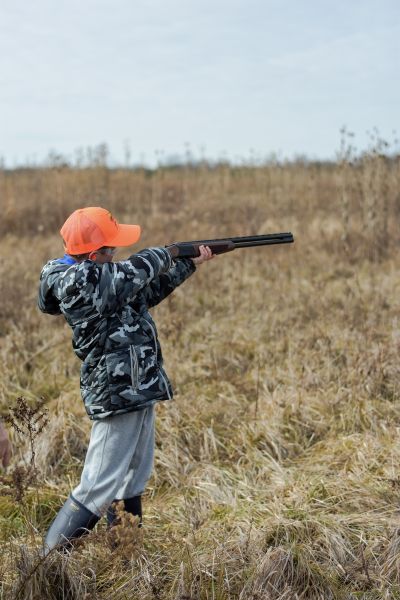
[0,0,399,166]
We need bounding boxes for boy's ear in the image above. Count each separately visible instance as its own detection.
[89,251,98,261]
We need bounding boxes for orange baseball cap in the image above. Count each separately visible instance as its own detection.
[60,207,141,255]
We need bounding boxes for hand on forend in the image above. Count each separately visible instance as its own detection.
[192,245,215,265]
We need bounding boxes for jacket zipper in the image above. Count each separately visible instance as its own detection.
[143,317,158,363]
[129,345,139,392]
[143,317,172,400]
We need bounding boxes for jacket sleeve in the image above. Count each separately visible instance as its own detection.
[38,265,64,315]
[141,258,196,309]
[94,247,173,315]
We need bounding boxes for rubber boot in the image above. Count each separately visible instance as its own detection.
[43,494,100,555]
[106,495,142,527]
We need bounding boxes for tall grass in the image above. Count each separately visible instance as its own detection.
[1,144,400,598]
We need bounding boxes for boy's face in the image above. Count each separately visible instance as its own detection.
[92,246,117,264]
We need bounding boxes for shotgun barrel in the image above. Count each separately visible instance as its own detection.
[167,232,294,258]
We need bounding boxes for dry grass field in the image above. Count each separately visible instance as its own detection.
[1,141,400,599]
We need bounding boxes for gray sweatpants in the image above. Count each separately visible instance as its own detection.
[72,405,155,517]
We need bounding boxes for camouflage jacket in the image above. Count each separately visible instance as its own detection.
[38,248,196,419]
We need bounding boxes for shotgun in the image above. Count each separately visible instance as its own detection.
[167,232,294,259]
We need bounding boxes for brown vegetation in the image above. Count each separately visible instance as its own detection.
[1,140,400,598]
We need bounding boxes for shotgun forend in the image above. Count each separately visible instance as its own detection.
[166,232,294,259]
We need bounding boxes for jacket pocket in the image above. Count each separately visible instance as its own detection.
[135,343,157,383]
[105,347,137,391]
[104,344,157,392]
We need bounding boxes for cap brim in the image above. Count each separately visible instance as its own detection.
[108,224,141,247]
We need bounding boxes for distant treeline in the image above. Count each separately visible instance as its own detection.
[1,136,399,262]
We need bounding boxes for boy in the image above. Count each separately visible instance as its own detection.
[38,207,213,552]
